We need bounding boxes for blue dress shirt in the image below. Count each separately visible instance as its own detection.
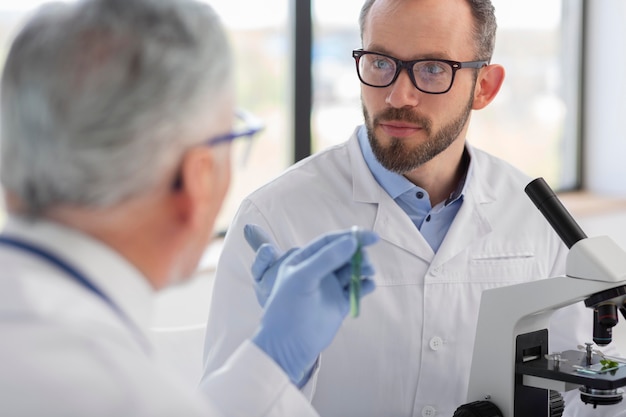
[357,126,471,252]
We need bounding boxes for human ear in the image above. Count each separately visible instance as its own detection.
[171,148,216,227]
[472,64,505,110]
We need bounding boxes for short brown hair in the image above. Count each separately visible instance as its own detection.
[358,0,497,61]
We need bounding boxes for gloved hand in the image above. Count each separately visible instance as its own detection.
[244,224,298,307]
[251,227,379,386]
[244,224,377,307]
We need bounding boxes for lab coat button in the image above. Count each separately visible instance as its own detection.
[429,336,443,351]
[422,405,437,416]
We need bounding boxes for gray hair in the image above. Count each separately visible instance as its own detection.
[0,0,233,214]
[359,0,497,61]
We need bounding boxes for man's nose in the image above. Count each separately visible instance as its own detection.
[385,68,421,108]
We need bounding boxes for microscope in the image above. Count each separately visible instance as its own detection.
[454,178,626,417]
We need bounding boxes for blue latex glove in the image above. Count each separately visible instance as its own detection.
[244,224,377,307]
[244,224,298,307]
[251,227,379,386]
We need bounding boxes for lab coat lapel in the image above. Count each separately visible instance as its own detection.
[372,197,434,262]
[430,164,495,270]
[348,130,434,263]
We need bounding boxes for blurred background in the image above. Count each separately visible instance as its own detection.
[1,0,626,385]
[0,0,621,230]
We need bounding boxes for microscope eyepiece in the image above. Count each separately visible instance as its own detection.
[525,178,587,249]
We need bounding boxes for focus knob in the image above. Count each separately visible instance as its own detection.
[453,400,503,417]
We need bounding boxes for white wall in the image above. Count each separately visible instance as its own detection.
[582,0,626,351]
[584,0,626,195]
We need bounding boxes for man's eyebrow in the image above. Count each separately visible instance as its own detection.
[363,44,453,61]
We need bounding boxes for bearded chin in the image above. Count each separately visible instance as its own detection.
[363,99,473,175]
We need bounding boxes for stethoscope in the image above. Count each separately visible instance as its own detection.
[0,235,152,354]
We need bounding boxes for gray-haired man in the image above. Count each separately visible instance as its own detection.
[0,0,378,416]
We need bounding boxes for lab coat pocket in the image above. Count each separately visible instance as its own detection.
[467,251,536,284]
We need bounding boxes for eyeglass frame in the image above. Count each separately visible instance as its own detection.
[204,108,264,147]
[352,49,489,95]
[172,108,264,189]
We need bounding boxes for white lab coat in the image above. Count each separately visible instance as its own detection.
[0,217,319,417]
[204,127,626,417]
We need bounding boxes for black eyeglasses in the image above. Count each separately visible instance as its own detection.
[352,49,488,94]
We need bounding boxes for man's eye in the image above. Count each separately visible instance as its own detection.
[422,62,446,74]
[373,59,393,70]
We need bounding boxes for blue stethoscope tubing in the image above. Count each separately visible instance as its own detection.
[0,235,151,354]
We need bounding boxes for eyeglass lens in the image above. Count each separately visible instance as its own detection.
[357,53,454,93]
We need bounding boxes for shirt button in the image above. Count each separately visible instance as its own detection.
[416,191,424,199]
[422,405,437,417]
[425,214,431,222]
[429,336,444,351]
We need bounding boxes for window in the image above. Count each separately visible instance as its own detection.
[468,0,583,190]
[311,2,363,152]
[209,1,292,232]
[0,0,586,228]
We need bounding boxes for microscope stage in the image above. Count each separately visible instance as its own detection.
[516,350,626,390]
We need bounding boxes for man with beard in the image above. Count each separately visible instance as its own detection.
[203,0,616,416]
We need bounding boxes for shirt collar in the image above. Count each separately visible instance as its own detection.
[357,124,473,205]
[446,148,471,205]
[1,216,154,332]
